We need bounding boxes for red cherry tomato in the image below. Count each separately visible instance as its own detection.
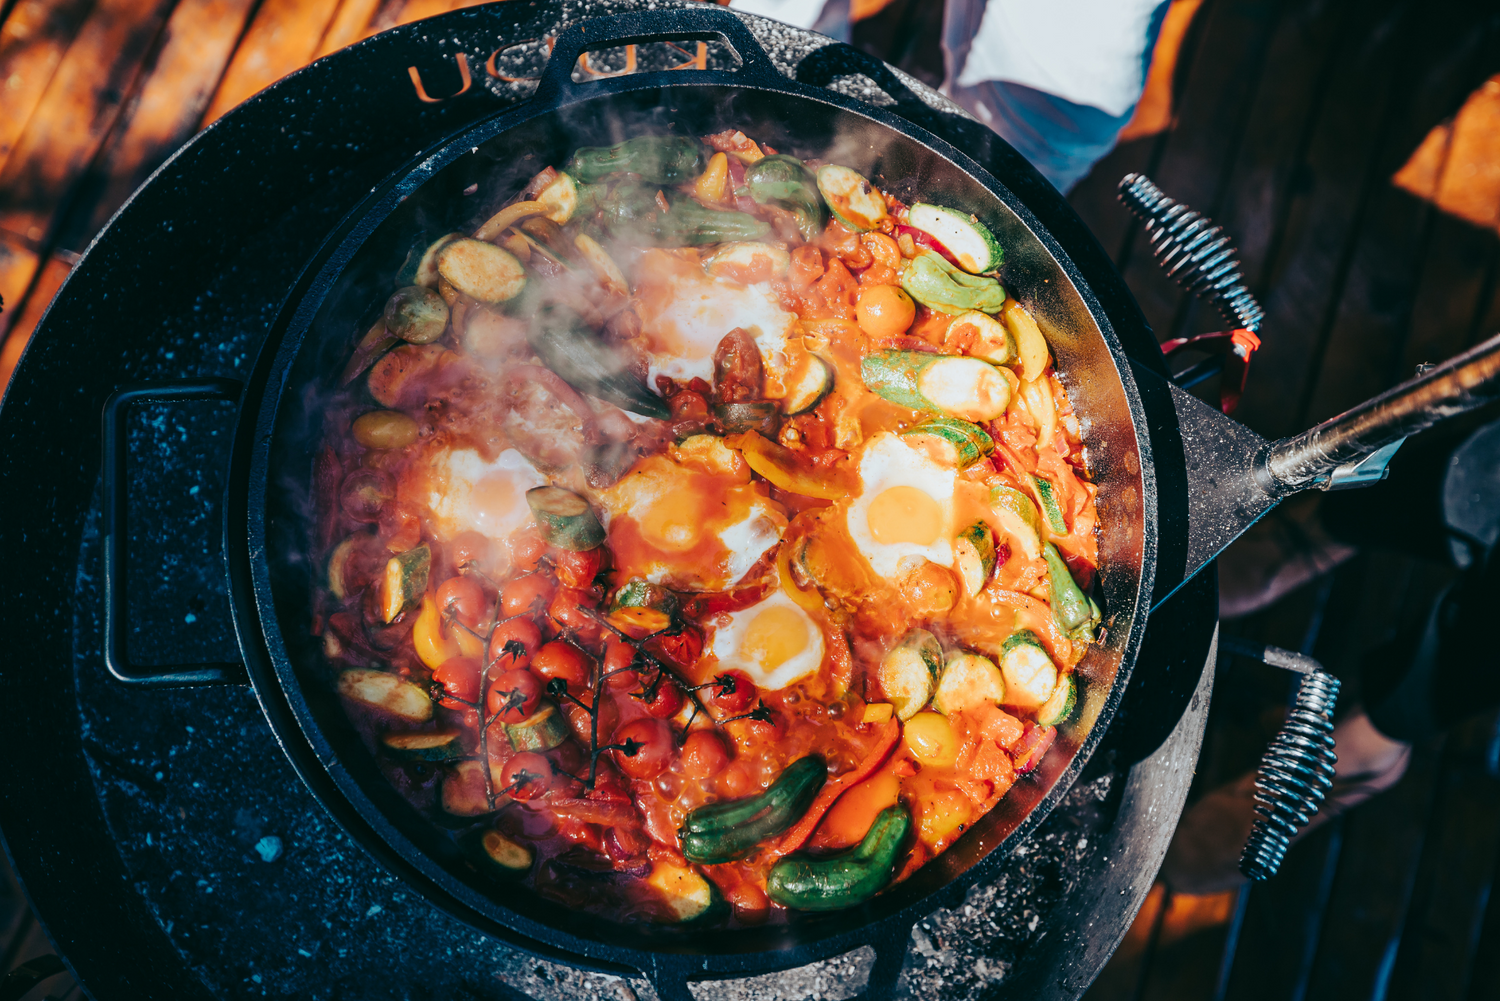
[436,575,488,629]
[500,752,552,801]
[716,760,754,798]
[681,730,730,779]
[509,528,547,573]
[553,547,604,590]
[547,587,602,642]
[487,616,541,670]
[644,627,703,670]
[431,656,481,707]
[487,668,542,723]
[704,670,757,715]
[601,635,639,692]
[636,675,685,719]
[532,640,593,691]
[611,719,674,780]
[500,573,556,618]
[448,531,492,572]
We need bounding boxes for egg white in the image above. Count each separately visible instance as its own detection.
[846,432,958,579]
[635,263,796,386]
[422,447,547,541]
[710,589,826,692]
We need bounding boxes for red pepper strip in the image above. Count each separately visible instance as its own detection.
[765,718,901,859]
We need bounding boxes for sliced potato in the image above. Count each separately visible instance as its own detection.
[337,669,433,722]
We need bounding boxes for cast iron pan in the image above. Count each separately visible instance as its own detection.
[54,5,1195,1000]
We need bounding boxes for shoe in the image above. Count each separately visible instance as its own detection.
[1217,493,1357,620]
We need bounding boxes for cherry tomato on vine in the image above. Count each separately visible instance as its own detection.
[611,719,674,780]
[532,640,593,691]
[681,729,730,779]
[703,669,757,715]
[487,668,542,723]
[431,656,481,707]
[553,547,604,590]
[500,752,552,801]
[636,675,685,719]
[601,634,639,691]
[436,575,487,629]
[548,587,602,641]
[500,573,555,619]
[488,616,541,670]
[509,528,547,573]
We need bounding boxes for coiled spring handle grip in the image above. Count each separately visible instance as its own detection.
[1219,636,1340,880]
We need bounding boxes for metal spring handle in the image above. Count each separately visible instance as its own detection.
[1117,173,1265,334]
[1220,638,1340,880]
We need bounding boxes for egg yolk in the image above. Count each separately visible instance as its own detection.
[866,486,944,546]
[639,491,706,550]
[467,474,522,535]
[739,604,811,671]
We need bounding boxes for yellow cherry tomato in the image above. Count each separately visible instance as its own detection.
[904,711,960,768]
[855,283,916,339]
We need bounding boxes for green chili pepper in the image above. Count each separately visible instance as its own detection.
[679,756,826,864]
[766,804,912,911]
[1042,541,1101,643]
[743,155,825,242]
[599,185,768,245]
[566,136,704,184]
[900,251,1007,313]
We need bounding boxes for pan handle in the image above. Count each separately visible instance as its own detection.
[101,378,248,687]
[1257,330,1500,495]
[530,6,787,106]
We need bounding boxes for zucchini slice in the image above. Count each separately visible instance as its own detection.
[877,629,942,720]
[816,165,888,231]
[381,728,465,762]
[476,828,534,876]
[861,351,1011,422]
[327,531,374,600]
[1032,476,1068,535]
[504,701,571,752]
[338,669,433,722]
[646,861,725,923]
[610,578,678,633]
[537,171,579,224]
[907,203,1002,274]
[1035,673,1077,726]
[412,232,464,289]
[998,631,1059,711]
[953,521,998,596]
[525,486,606,551]
[990,485,1044,560]
[1002,299,1051,383]
[436,238,527,304]
[703,241,792,283]
[781,355,834,415]
[381,545,431,623]
[946,310,1015,365]
[899,417,995,469]
[442,759,496,817]
[933,651,1005,716]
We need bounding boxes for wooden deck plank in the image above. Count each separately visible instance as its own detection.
[1138,890,1240,1001]
[1302,10,1500,424]
[312,0,381,59]
[0,0,99,178]
[0,0,179,244]
[199,0,345,124]
[0,250,70,394]
[1081,882,1168,1001]
[1230,0,1411,439]
[62,0,259,250]
[1401,215,1500,375]
[1110,0,1285,344]
[0,231,41,340]
[1386,712,1500,1000]
[1301,739,1443,1000]
[1220,822,1344,1001]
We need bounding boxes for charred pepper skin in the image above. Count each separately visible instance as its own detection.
[599,185,769,245]
[766,803,912,911]
[566,136,704,184]
[1042,541,1101,643]
[679,755,827,864]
